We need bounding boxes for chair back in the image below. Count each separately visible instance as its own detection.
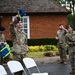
[0,65,7,75]
[7,60,24,74]
[23,58,49,75]
[23,58,37,69]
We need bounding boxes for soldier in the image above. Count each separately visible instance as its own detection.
[9,15,28,75]
[66,26,75,74]
[56,24,68,65]
[9,15,28,63]
[0,26,12,66]
[0,26,5,42]
[0,26,6,64]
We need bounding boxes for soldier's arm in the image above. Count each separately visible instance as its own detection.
[24,33,28,51]
[55,31,59,40]
[0,34,7,45]
[63,28,68,35]
[9,19,17,40]
[65,34,69,44]
[65,34,73,45]
[2,34,6,42]
[0,34,6,43]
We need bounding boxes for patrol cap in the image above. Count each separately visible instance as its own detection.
[0,26,5,31]
[59,24,63,26]
[18,9,26,18]
[17,9,26,22]
[67,25,73,29]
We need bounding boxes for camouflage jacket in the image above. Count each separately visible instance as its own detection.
[66,31,75,45]
[56,29,68,44]
[9,20,28,54]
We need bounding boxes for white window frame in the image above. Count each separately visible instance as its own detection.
[12,16,30,39]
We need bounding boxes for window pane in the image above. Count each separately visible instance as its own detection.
[24,18,27,22]
[24,24,27,28]
[24,29,27,33]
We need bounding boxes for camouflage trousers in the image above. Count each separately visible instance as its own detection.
[58,43,67,62]
[12,52,26,65]
[10,52,26,75]
[0,56,10,65]
[69,45,75,69]
[0,57,3,64]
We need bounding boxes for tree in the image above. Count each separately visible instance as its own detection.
[67,0,75,13]
[55,0,75,30]
[55,0,75,14]
[55,0,61,2]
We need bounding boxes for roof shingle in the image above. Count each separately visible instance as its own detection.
[0,0,70,13]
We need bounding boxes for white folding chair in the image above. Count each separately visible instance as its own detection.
[23,58,48,75]
[7,60,27,75]
[0,65,7,75]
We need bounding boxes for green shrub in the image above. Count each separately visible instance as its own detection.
[28,45,58,52]
[28,46,40,52]
[39,45,46,51]
[45,45,52,51]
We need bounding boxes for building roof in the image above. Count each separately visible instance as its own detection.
[0,0,70,14]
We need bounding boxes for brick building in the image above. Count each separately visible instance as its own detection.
[0,0,71,40]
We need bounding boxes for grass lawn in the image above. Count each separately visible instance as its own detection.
[26,52,46,58]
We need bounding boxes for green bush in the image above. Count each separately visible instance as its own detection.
[39,45,46,51]
[45,45,52,51]
[6,40,58,52]
[28,46,40,52]
[28,45,58,52]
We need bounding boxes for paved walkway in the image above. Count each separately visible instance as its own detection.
[34,55,69,65]
[33,55,72,75]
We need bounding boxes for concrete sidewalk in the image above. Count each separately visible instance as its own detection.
[34,55,69,65]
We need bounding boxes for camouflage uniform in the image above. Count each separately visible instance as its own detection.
[9,19,28,62]
[66,31,75,72]
[0,33,6,64]
[0,34,5,42]
[56,29,67,63]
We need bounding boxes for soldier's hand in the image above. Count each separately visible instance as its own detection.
[73,42,75,44]
[61,26,65,30]
[3,41,7,45]
[56,37,58,40]
[15,14,19,18]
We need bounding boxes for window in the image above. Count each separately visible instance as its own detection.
[12,16,30,38]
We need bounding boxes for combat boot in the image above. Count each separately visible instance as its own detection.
[2,63,7,67]
[57,60,63,64]
[70,70,74,74]
[63,61,67,65]
[70,68,75,74]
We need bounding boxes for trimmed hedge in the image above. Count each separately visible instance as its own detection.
[28,38,58,46]
[7,38,58,46]
[7,40,13,47]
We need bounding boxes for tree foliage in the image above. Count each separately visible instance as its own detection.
[55,0,75,30]
[54,0,61,2]
[55,0,75,3]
